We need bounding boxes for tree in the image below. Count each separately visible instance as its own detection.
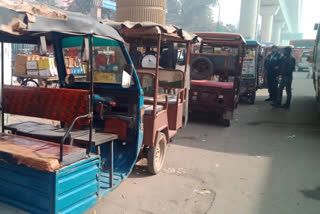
[67,0,93,14]
[166,0,181,26]
[101,7,116,20]
[166,0,218,31]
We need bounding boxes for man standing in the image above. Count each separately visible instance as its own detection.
[264,45,282,102]
[273,47,296,108]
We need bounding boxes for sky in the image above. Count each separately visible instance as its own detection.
[213,0,241,26]
[301,0,320,39]
[215,0,320,39]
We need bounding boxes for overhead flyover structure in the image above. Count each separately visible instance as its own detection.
[239,0,302,45]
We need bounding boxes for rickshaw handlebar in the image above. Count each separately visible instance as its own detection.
[60,113,92,164]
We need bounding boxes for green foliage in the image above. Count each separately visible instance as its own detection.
[166,0,237,33]
[166,0,217,31]
[68,0,93,14]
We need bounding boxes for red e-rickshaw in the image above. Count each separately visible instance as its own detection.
[189,33,246,126]
[103,21,198,174]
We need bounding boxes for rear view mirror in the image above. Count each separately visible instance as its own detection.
[40,36,47,56]
[308,54,313,63]
[314,23,319,31]
[122,64,133,88]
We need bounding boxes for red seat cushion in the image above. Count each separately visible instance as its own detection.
[3,86,90,129]
[191,80,234,89]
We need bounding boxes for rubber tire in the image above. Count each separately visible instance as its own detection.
[222,119,231,127]
[191,56,214,80]
[147,132,167,175]
[248,91,256,105]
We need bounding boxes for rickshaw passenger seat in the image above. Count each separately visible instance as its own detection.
[143,105,164,115]
[3,86,90,142]
[144,95,177,105]
[0,133,87,172]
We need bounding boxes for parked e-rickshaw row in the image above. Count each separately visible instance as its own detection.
[0,2,266,214]
[312,23,320,112]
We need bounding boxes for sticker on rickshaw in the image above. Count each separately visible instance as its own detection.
[93,72,118,83]
[242,56,256,76]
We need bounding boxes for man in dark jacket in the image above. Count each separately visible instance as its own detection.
[264,45,282,102]
[273,47,296,108]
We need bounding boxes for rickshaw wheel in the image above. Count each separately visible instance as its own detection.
[248,91,256,105]
[222,119,231,127]
[147,132,167,175]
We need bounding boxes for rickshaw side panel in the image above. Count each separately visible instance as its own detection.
[168,101,184,130]
[240,42,261,98]
[189,84,236,113]
[0,157,99,214]
[143,110,169,147]
[0,161,55,214]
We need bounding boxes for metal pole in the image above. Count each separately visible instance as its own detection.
[109,140,113,188]
[217,2,221,32]
[153,34,162,117]
[1,42,4,133]
[88,35,94,156]
[184,42,192,127]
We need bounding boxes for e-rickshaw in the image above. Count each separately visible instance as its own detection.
[189,33,246,126]
[103,21,197,174]
[0,3,143,214]
[240,40,262,104]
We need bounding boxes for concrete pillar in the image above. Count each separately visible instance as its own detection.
[117,0,166,25]
[239,0,260,40]
[260,6,280,43]
[272,21,285,45]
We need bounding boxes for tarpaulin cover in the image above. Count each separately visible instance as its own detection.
[101,20,199,42]
[0,0,124,43]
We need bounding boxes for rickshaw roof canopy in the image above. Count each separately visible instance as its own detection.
[245,40,261,46]
[195,32,246,46]
[101,20,199,43]
[0,1,124,43]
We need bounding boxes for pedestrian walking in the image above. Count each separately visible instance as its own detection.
[264,45,282,102]
[272,47,296,109]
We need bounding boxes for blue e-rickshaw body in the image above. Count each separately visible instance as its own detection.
[0,3,143,214]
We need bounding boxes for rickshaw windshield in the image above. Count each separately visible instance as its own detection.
[195,42,239,56]
[245,46,257,57]
[62,36,128,84]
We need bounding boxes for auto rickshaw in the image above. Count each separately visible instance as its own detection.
[103,21,198,174]
[240,40,262,104]
[189,33,246,126]
[0,2,143,214]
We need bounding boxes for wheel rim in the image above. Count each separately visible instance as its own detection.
[154,136,166,171]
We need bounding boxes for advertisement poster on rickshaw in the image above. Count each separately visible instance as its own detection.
[242,56,256,78]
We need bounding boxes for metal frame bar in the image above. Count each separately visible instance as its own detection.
[184,42,192,126]
[153,34,161,117]
[59,34,95,164]
[1,42,4,133]
[88,35,94,157]
[109,140,113,188]
[59,114,91,163]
